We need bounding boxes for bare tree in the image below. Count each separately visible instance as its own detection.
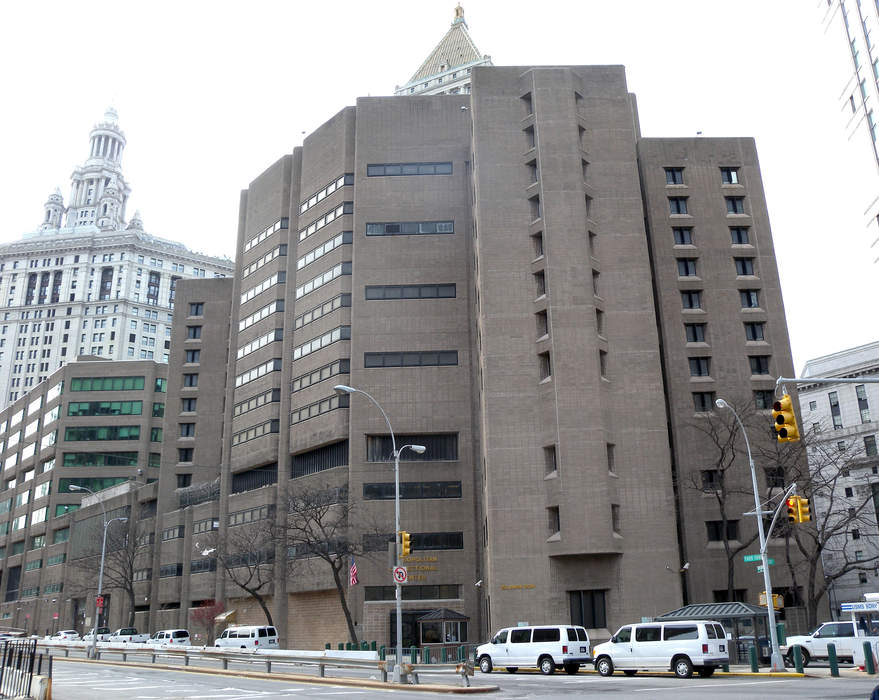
[684,399,764,600]
[68,513,151,628]
[210,516,276,626]
[755,427,879,628]
[279,484,377,645]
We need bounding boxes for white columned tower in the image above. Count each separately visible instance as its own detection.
[65,107,131,230]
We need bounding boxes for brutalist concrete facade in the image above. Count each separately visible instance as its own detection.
[135,63,806,647]
[639,138,804,614]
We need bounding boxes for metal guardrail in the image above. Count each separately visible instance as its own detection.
[0,638,37,698]
[37,642,475,686]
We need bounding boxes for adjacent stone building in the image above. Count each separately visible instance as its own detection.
[798,342,879,606]
[0,109,233,408]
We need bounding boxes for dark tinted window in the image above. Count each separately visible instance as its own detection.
[532,628,560,642]
[615,627,631,643]
[173,631,187,638]
[493,630,508,644]
[635,626,661,642]
[706,624,718,639]
[576,628,588,642]
[714,624,726,639]
[566,628,578,641]
[663,625,698,640]
[259,628,267,637]
[510,629,531,643]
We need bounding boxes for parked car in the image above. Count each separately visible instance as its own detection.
[146,629,191,647]
[82,627,112,642]
[476,624,591,675]
[780,621,859,666]
[213,625,279,649]
[107,628,149,643]
[592,620,729,679]
[51,630,81,642]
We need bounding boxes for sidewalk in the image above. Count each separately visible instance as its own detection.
[725,663,866,678]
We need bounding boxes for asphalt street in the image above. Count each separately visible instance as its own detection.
[47,660,879,699]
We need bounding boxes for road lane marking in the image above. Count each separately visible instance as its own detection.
[632,679,792,692]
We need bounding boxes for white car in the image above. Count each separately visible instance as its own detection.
[592,620,729,679]
[107,627,149,643]
[82,627,112,642]
[781,621,858,665]
[476,625,591,675]
[145,629,191,647]
[52,630,81,641]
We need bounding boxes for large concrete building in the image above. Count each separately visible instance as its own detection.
[188,61,807,647]
[0,58,810,646]
[798,342,879,606]
[0,109,233,408]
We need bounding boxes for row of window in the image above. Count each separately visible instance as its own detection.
[673,226,751,246]
[240,272,285,306]
[299,203,353,243]
[233,388,279,418]
[365,284,455,300]
[684,322,765,343]
[299,174,353,215]
[243,218,288,254]
[365,221,453,236]
[235,358,282,388]
[290,393,349,425]
[668,196,746,216]
[294,294,350,331]
[293,326,350,361]
[681,289,760,310]
[295,263,351,300]
[231,419,279,447]
[363,351,458,368]
[366,162,452,177]
[237,329,283,361]
[242,244,286,279]
[298,231,351,271]
[291,359,349,394]
[664,166,740,186]
[677,256,756,278]
[239,299,284,332]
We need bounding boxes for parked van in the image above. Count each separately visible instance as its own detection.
[476,624,591,675]
[592,620,729,678]
[213,625,279,649]
[146,629,191,647]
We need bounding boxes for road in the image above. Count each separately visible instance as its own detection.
[48,660,879,699]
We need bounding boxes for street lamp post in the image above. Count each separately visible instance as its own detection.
[69,484,128,659]
[715,398,785,671]
[334,385,425,684]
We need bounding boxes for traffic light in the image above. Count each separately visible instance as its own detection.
[796,496,811,523]
[772,394,800,443]
[399,531,411,557]
[786,497,797,524]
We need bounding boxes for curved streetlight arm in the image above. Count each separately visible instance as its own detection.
[69,484,107,524]
[334,385,397,458]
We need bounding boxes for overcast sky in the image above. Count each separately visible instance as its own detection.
[1,0,876,371]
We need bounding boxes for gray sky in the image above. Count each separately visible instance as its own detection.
[1,0,876,371]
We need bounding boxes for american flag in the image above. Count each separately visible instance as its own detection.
[349,558,359,586]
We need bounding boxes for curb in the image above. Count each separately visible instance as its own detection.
[52,657,499,694]
[494,666,805,678]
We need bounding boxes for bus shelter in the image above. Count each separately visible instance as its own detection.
[656,601,771,664]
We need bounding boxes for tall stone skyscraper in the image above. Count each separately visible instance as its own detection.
[0,110,233,407]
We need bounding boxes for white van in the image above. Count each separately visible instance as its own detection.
[592,620,729,678]
[214,625,279,649]
[146,629,191,647]
[476,624,591,675]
